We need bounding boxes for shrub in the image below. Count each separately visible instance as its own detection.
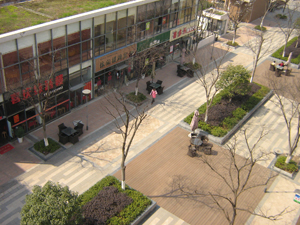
[222,117,238,130]
[241,84,270,112]
[21,181,82,225]
[275,156,298,173]
[15,126,25,138]
[34,138,61,155]
[226,41,239,47]
[232,108,247,120]
[276,14,287,19]
[126,92,147,103]
[211,127,227,137]
[82,186,133,224]
[79,176,151,225]
[184,62,201,70]
[254,25,267,31]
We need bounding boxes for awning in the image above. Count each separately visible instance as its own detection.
[115,64,128,71]
[69,83,85,92]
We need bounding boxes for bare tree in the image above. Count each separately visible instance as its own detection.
[244,28,273,83]
[227,0,253,44]
[7,53,61,146]
[269,77,300,164]
[171,128,288,225]
[276,2,300,57]
[103,91,148,190]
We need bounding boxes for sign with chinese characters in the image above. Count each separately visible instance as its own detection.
[95,44,137,72]
[169,22,197,42]
[9,73,65,104]
[137,31,170,52]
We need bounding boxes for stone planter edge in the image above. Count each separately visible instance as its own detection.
[272,165,295,178]
[131,199,157,225]
[28,143,66,161]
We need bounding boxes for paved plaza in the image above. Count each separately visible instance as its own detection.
[2,7,300,225]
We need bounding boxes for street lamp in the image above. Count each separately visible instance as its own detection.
[82,89,91,130]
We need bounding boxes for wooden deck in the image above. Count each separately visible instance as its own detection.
[114,127,275,225]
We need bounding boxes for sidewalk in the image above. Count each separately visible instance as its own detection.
[1,8,300,224]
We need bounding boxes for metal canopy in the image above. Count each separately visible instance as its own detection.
[115,64,128,71]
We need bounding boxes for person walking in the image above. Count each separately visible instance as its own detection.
[150,88,157,105]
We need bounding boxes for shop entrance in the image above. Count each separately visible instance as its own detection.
[115,64,128,88]
[0,119,9,146]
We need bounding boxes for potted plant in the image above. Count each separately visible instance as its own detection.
[15,126,25,143]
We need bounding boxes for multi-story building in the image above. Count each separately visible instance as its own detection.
[0,0,200,146]
[210,0,269,23]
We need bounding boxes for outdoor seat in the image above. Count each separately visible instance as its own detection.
[146,81,151,90]
[269,64,275,71]
[177,65,181,72]
[187,145,197,157]
[156,80,163,85]
[58,133,69,145]
[285,69,292,76]
[69,132,79,144]
[58,123,67,134]
[275,70,281,77]
[74,122,84,136]
[157,86,164,95]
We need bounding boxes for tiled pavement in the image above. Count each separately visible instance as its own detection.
[2,7,300,225]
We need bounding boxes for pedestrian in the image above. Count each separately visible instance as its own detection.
[150,88,157,105]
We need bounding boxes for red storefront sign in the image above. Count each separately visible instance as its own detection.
[10,74,64,104]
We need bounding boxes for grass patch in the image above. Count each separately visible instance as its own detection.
[0,0,128,34]
[271,36,300,64]
[184,62,201,70]
[254,25,267,31]
[226,41,239,47]
[276,14,287,19]
[34,138,61,155]
[184,83,270,137]
[0,5,49,34]
[275,156,298,173]
[126,92,147,103]
[78,176,151,224]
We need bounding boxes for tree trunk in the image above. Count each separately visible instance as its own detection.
[285,154,292,164]
[251,53,259,83]
[135,87,138,96]
[121,163,126,190]
[282,45,286,57]
[42,117,49,146]
[205,105,209,123]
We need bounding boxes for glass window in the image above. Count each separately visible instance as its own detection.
[127,25,136,44]
[106,12,116,33]
[137,5,146,22]
[94,15,105,37]
[147,3,155,20]
[117,28,126,48]
[67,23,80,67]
[128,7,136,26]
[145,21,153,38]
[118,9,127,29]
[95,36,105,56]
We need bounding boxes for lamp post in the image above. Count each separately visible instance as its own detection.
[82,89,91,130]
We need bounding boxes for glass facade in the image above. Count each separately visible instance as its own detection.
[0,0,199,143]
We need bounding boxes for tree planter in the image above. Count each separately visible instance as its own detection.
[28,142,66,161]
[273,165,297,178]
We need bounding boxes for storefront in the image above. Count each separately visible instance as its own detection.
[94,44,137,97]
[169,21,197,60]
[201,8,229,36]
[3,69,69,141]
[137,31,170,67]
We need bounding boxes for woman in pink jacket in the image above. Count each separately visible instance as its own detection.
[150,88,157,105]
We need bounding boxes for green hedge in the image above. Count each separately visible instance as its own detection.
[226,41,239,47]
[272,36,300,64]
[275,156,298,173]
[184,83,270,137]
[78,176,151,225]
